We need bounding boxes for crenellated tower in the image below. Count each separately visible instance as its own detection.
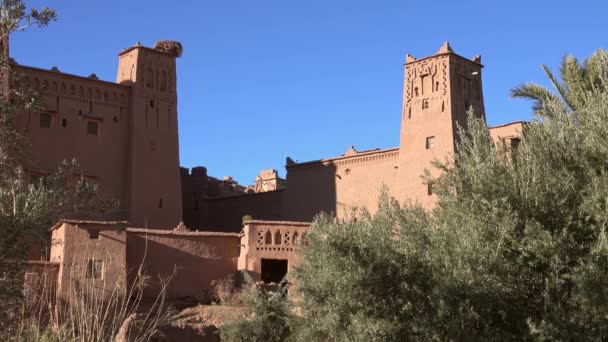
[397,42,485,208]
[117,41,183,228]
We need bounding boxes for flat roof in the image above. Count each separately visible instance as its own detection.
[49,219,129,232]
[126,227,241,237]
[287,146,399,169]
[244,220,311,226]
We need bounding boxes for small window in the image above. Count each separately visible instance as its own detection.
[86,259,103,279]
[40,112,51,128]
[62,118,67,128]
[464,100,470,111]
[510,138,521,149]
[427,183,434,196]
[422,99,429,110]
[86,121,98,136]
[88,229,99,239]
[158,198,163,209]
[426,136,435,149]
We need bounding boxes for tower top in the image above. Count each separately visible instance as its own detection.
[404,42,483,66]
[118,40,183,58]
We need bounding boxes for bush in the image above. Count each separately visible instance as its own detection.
[211,273,242,306]
[220,275,294,342]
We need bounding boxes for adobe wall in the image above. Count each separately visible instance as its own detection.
[187,190,286,233]
[23,261,60,324]
[238,220,309,282]
[398,45,485,209]
[117,45,183,228]
[283,148,399,222]
[14,65,132,217]
[50,221,128,306]
[489,121,525,143]
[126,227,240,302]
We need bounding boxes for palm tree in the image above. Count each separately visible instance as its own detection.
[511,49,608,116]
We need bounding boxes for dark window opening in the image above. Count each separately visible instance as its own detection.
[86,259,103,279]
[511,138,521,149]
[87,121,98,136]
[88,229,99,239]
[39,112,51,128]
[261,259,288,284]
[427,183,434,196]
[158,198,163,209]
[62,118,67,128]
[464,100,470,111]
[426,136,435,149]
[150,100,155,108]
[422,99,429,109]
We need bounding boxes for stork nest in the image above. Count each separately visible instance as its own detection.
[153,40,183,58]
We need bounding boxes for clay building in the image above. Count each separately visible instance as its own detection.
[16,38,524,306]
[181,42,524,232]
[9,38,183,229]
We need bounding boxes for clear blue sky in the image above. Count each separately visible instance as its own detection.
[10,0,606,185]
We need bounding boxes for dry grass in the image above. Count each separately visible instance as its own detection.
[17,245,175,341]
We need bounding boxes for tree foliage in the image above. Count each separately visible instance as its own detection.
[0,1,113,337]
[284,49,608,341]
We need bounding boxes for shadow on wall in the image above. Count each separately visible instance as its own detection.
[282,162,337,223]
[126,231,240,304]
[181,162,337,232]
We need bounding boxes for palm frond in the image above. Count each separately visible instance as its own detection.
[542,64,574,111]
[510,83,562,111]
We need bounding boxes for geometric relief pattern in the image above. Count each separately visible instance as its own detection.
[254,226,309,253]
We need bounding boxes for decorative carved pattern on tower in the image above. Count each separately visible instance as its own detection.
[404,57,448,106]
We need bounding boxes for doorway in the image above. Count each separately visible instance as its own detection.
[261,259,288,283]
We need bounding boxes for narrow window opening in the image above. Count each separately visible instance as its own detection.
[426,136,435,149]
[88,229,99,239]
[422,99,429,110]
[158,198,163,209]
[274,230,282,245]
[427,183,434,196]
[441,101,445,112]
[510,138,521,149]
[408,107,411,119]
[435,81,439,91]
[86,259,103,279]
[86,121,98,136]
[39,112,51,128]
[62,118,67,128]
[464,100,470,112]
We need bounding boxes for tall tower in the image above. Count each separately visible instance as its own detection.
[397,42,485,208]
[117,41,183,228]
